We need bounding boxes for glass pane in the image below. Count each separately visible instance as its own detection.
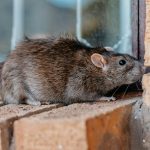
[25,0,76,36]
[80,0,132,54]
[0,0,12,62]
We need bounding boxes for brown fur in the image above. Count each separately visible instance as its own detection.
[1,37,143,105]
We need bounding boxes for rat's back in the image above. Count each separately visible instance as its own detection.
[1,37,83,105]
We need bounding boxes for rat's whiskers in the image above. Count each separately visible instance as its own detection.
[136,82,143,91]
[122,85,130,99]
[111,86,121,97]
[136,82,140,90]
[137,80,143,91]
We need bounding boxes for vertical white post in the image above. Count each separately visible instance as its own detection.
[76,0,82,41]
[11,0,24,50]
[119,0,132,54]
[76,0,91,47]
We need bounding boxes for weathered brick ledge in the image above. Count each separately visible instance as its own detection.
[0,97,144,150]
[0,96,147,150]
[14,99,137,150]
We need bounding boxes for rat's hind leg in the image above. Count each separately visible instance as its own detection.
[2,76,41,105]
[2,81,26,105]
[3,91,20,104]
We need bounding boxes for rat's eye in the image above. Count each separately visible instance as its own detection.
[119,60,126,65]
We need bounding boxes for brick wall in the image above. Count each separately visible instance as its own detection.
[145,0,150,67]
[144,0,150,106]
[140,1,150,149]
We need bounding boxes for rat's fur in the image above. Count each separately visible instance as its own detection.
[1,37,143,105]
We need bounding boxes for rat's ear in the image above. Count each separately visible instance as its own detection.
[105,47,113,51]
[91,53,107,68]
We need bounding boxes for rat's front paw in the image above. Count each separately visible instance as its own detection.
[97,96,116,102]
[26,99,41,106]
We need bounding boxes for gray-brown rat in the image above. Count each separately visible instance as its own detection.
[1,37,144,105]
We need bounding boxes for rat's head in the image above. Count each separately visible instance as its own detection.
[90,48,144,86]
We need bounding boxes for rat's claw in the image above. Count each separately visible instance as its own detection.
[26,99,41,106]
[97,96,116,102]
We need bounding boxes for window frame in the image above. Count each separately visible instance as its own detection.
[132,0,145,62]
